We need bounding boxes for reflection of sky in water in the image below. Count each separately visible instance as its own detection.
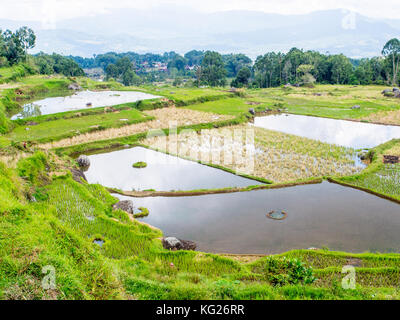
[85,147,261,191]
[11,90,159,119]
[253,114,400,149]
[115,182,400,254]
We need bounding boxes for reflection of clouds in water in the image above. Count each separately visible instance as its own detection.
[113,182,400,254]
[13,103,42,119]
[254,114,400,149]
[12,90,159,119]
[85,147,261,191]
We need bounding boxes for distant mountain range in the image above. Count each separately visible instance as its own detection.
[1,7,399,59]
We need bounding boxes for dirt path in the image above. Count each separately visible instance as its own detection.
[0,83,21,91]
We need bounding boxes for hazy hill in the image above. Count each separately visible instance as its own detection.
[1,8,399,58]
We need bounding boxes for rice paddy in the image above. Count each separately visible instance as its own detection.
[39,107,233,150]
[346,164,400,199]
[362,110,400,125]
[143,125,363,183]
[1,76,400,300]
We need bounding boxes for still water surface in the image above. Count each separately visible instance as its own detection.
[116,182,400,254]
[12,90,158,119]
[253,114,400,149]
[85,147,262,191]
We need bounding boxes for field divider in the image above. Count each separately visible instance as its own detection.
[108,178,323,198]
[327,177,400,205]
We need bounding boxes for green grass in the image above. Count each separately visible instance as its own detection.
[134,207,150,218]
[246,85,399,121]
[336,139,400,202]
[186,98,262,115]
[178,84,399,121]
[132,162,147,169]
[0,64,37,84]
[134,85,232,103]
[6,108,151,143]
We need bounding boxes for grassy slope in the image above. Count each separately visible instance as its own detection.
[7,108,151,144]
[335,139,400,202]
[248,85,400,121]
[183,85,399,121]
[0,152,399,300]
[186,97,262,115]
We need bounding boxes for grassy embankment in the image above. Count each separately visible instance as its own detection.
[331,139,400,203]
[1,76,238,147]
[186,85,400,124]
[0,151,400,300]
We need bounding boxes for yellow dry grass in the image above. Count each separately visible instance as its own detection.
[361,110,400,125]
[0,152,30,168]
[386,143,400,157]
[39,107,232,149]
[143,125,362,183]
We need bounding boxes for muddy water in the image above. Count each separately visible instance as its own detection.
[253,114,400,149]
[115,182,400,254]
[85,147,262,191]
[11,90,159,119]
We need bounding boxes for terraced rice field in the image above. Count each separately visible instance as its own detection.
[143,125,363,183]
[40,107,233,149]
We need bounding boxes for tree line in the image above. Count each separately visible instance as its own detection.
[70,39,400,88]
[1,27,84,77]
[2,27,400,88]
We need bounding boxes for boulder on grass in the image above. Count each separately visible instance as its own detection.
[351,105,361,110]
[113,200,135,215]
[162,237,197,251]
[70,169,87,184]
[77,155,90,169]
[248,108,256,115]
[68,83,82,91]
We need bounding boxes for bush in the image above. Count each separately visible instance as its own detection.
[132,161,147,169]
[17,152,49,185]
[262,257,316,287]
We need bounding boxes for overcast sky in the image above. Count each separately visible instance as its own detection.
[0,0,400,21]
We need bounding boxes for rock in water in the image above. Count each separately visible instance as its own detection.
[162,237,197,251]
[113,200,135,215]
[77,155,90,169]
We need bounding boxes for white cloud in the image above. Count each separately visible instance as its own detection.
[0,0,400,21]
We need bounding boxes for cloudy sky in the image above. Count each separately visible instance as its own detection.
[1,0,400,21]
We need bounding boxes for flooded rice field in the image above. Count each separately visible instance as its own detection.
[253,114,400,149]
[11,90,158,119]
[115,182,400,254]
[85,146,262,191]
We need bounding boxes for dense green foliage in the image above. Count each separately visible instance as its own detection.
[105,57,141,86]
[197,51,227,87]
[33,53,84,77]
[231,67,251,88]
[0,27,35,65]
